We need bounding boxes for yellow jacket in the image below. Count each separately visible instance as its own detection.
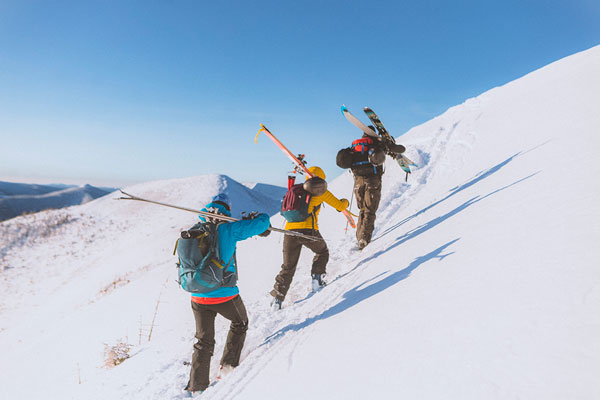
[284,166,349,231]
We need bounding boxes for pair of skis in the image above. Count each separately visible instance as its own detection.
[117,191,323,241]
[120,107,408,233]
[255,125,357,229]
[118,121,359,235]
[342,105,417,180]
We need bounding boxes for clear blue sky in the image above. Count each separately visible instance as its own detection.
[1,0,598,187]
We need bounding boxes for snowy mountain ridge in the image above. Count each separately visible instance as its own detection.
[1,45,599,400]
[0,182,116,221]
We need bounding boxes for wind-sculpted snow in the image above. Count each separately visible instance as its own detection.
[1,46,600,399]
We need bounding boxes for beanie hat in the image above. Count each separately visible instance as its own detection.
[307,166,326,180]
[199,193,232,221]
[210,193,231,212]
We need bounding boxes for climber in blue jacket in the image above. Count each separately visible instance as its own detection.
[184,193,270,395]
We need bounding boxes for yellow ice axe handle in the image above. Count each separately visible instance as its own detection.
[255,124,268,143]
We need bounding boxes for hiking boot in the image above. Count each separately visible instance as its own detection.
[311,274,327,292]
[358,239,368,250]
[270,296,282,311]
[218,364,235,379]
[182,388,203,397]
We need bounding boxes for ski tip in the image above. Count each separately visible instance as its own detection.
[364,107,373,112]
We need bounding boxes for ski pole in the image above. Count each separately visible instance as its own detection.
[256,124,356,229]
[116,191,323,241]
[345,185,355,233]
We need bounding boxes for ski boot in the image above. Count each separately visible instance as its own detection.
[358,239,368,250]
[270,296,282,311]
[182,388,203,397]
[311,274,327,293]
[218,364,235,380]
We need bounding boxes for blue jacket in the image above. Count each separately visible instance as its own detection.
[191,212,270,299]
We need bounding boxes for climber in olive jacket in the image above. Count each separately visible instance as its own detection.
[270,166,349,306]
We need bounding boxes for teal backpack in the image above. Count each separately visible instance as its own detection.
[174,222,237,293]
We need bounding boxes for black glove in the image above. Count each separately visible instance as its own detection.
[259,224,272,237]
[388,143,406,154]
[241,211,260,220]
[242,211,270,237]
[336,147,353,169]
[368,148,386,166]
[181,229,204,239]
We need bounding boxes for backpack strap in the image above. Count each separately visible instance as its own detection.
[208,221,236,274]
[205,222,221,260]
[352,137,374,153]
[223,251,236,273]
[232,252,238,279]
[310,203,321,235]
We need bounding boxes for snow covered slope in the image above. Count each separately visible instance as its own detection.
[220,44,600,400]
[0,174,286,397]
[1,45,599,400]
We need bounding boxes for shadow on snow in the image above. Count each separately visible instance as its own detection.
[260,148,542,346]
[326,169,538,289]
[261,239,459,346]
[358,172,539,269]
[376,140,550,243]
[375,151,522,243]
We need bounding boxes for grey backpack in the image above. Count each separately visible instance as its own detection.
[174,222,237,293]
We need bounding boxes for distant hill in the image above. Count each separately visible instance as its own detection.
[0,182,116,221]
[242,182,287,202]
[0,181,66,197]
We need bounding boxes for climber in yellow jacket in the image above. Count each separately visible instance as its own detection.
[270,166,349,309]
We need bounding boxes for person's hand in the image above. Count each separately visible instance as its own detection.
[340,198,349,210]
[181,229,204,239]
[242,211,260,220]
[368,148,386,166]
[259,225,272,237]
